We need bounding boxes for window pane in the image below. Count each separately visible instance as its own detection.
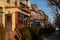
[18,13,24,24]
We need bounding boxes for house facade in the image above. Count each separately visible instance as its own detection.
[0,0,31,40]
[0,0,49,40]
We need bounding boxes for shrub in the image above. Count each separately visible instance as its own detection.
[21,28,32,40]
[0,24,5,40]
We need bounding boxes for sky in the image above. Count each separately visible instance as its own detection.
[30,0,54,23]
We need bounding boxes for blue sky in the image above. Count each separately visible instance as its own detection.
[30,0,54,23]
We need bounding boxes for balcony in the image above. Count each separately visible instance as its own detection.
[20,2,29,8]
[20,7,31,13]
[20,2,31,13]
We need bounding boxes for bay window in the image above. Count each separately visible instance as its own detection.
[18,13,28,24]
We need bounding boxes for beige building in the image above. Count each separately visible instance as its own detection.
[0,0,31,40]
[0,0,20,31]
[31,4,38,12]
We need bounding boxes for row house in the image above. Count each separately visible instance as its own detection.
[30,4,40,27]
[0,0,31,40]
[0,0,49,40]
[0,0,20,40]
[38,10,49,28]
[30,4,49,28]
[15,0,31,40]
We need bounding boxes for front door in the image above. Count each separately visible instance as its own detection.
[5,14,12,32]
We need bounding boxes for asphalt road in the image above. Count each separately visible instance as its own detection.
[45,31,60,40]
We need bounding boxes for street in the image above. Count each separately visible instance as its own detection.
[44,31,60,40]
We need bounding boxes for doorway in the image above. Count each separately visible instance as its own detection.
[5,14,12,32]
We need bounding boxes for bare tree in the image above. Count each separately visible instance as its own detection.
[48,0,60,16]
[48,0,60,7]
[47,0,60,31]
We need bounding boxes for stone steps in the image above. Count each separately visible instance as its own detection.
[5,31,17,40]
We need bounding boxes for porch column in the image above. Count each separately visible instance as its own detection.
[12,13,15,31]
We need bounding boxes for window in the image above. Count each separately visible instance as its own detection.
[18,13,24,24]
[15,0,17,6]
[0,7,3,13]
[7,0,10,3]
[18,19,23,24]
[43,18,46,21]
[24,15,28,24]
[36,22,40,27]
[0,9,3,24]
[26,0,28,1]
[18,13,28,24]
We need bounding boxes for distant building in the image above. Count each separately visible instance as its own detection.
[38,10,49,28]
[30,4,41,27]
[31,4,38,12]
[30,4,49,27]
